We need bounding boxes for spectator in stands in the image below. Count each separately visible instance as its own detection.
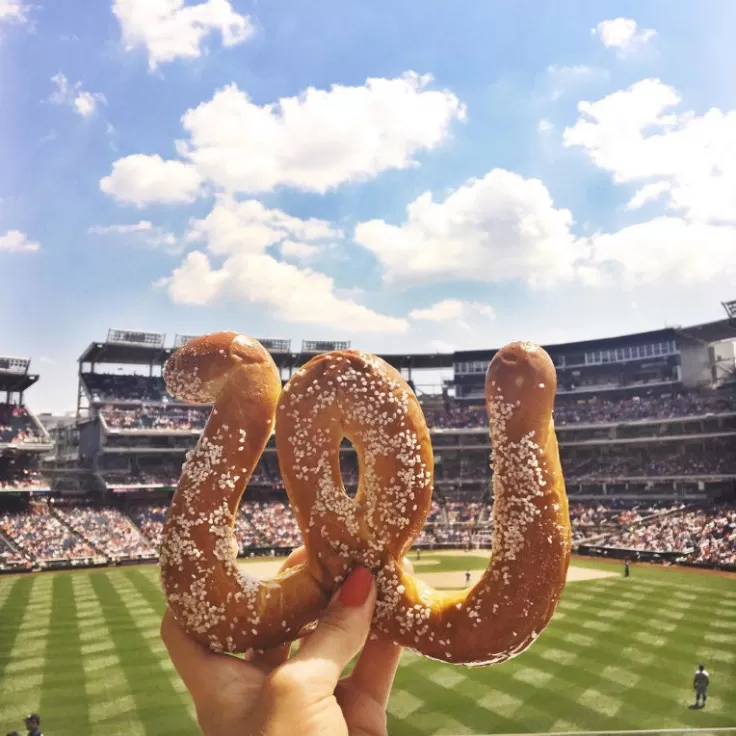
[56,505,155,559]
[0,403,44,445]
[422,388,736,430]
[0,502,97,562]
[102,404,209,432]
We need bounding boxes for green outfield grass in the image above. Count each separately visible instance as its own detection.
[0,555,734,736]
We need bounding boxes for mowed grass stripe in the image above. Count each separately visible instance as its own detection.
[548,603,717,678]
[511,646,650,726]
[559,586,736,677]
[73,575,144,733]
[39,574,91,732]
[2,555,735,736]
[398,649,641,735]
[124,567,166,617]
[569,557,736,594]
[392,668,530,734]
[558,593,709,651]
[518,636,712,730]
[541,586,735,726]
[89,571,199,736]
[0,575,44,725]
[0,575,35,681]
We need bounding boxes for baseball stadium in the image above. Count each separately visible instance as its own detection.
[1,317,735,736]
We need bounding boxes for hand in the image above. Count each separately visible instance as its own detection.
[161,547,411,736]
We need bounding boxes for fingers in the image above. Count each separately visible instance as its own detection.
[347,556,414,706]
[348,556,413,705]
[165,549,308,682]
[161,608,221,698]
[281,566,376,697]
[248,547,308,670]
[349,635,403,707]
[277,545,308,573]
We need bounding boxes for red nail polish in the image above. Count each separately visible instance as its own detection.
[338,566,373,607]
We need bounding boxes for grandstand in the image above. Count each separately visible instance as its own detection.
[1,319,735,574]
[0,354,52,491]
[0,355,54,572]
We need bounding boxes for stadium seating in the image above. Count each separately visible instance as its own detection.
[0,533,29,571]
[82,373,167,402]
[0,455,49,490]
[0,403,45,444]
[55,505,155,559]
[101,404,209,431]
[0,495,733,570]
[424,388,736,429]
[600,505,736,563]
[0,503,97,563]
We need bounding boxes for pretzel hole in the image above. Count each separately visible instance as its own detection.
[339,438,359,499]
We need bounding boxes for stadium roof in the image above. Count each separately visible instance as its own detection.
[454,319,735,362]
[78,319,734,371]
[0,372,38,393]
[0,355,37,393]
[79,337,455,371]
[78,341,174,366]
[270,350,454,371]
[676,319,736,344]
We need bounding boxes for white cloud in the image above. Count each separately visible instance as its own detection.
[588,217,736,286]
[564,78,736,224]
[625,181,671,210]
[178,72,465,194]
[101,73,465,204]
[353,122,736,290]
[159,197,406,333]
[593,18,656,51]
[89,221,155,235]
[112,0,254,70]
[49,73,106,117]
[280,240,322,261]
[0,0,28,24]
[355,168,584,288]
[100,154,202,205]
[538,119,553,134]
[88,220,178,251]
[162,251,408,333]
[157,251,227,304]
[410,299,495,328]
[562,80,736,285]
[0,230,40,253]
[185,197,342,255]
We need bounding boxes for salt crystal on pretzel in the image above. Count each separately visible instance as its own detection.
[159,332,571,664]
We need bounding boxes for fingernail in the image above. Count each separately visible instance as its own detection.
[338,566,373,607]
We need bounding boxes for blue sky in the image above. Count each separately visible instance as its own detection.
[2,0,736,414]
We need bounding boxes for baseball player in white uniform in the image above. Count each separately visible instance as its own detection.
[693,664,710,707]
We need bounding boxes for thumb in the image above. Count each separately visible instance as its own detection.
[286,566,376,694]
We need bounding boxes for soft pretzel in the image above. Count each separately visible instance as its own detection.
[159,332,571,665]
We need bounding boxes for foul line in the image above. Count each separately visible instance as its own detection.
[470,729,736,736]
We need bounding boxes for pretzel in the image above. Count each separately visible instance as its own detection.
[159,332,571,665]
